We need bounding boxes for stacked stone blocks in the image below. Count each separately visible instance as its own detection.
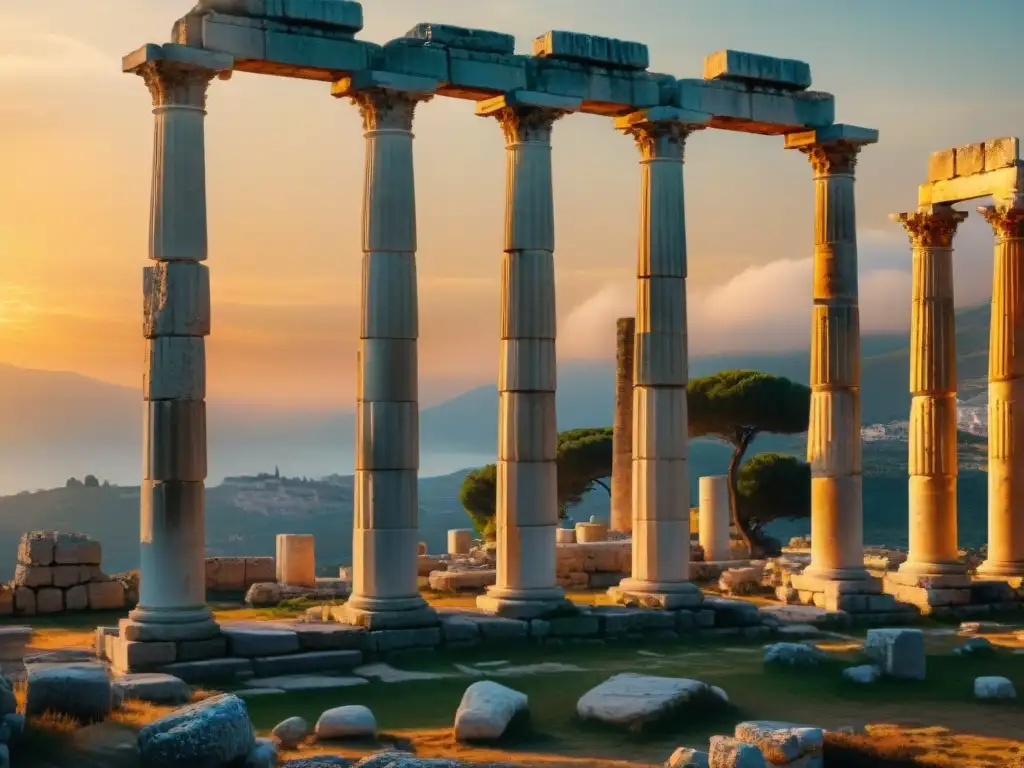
[8,532,125,615]
[205,556,276,592]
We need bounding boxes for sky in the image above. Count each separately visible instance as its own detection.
[0,0,1022,407]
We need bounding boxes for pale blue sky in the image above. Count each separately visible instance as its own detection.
[0,1,1021,404]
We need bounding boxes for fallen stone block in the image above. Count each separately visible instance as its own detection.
[113,673,191,705]
[864,628,925,680]
[272,715,309,749]
[26,662,112,724]
[576,673,716,731]
[842,664,881,684]
[763,642,825,667]
[454,680,528,742]
[974,675,1016,700]
[138,693,254,767]
[666,746,709,767]
[708,735,767,767]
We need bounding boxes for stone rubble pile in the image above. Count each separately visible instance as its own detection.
[4,532,126,616]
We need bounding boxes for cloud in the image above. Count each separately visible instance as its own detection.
[0,17,113,79]
[559,226,995,360]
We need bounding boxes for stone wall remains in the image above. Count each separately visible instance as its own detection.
[205,557,276,592]
[3,531,127,616]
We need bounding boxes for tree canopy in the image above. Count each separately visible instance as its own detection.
[459,427,612,539]
[735,452,811,543]
[688,370,810,556]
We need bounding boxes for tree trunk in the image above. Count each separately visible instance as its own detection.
[727,430,760,558]
[610,317,635,532]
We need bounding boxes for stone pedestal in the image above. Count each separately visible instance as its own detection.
[331,74,439,630]
[786,126,877,586]
[979,203,1024,578]
[891,207,968,578]
[448,529,473,556]
[475,92,579,620]
[608,107,709,612]
[611,317,636,533]
[575,522,608,543]
[556,528,576,545]
[276,534,315,588]
[698,475,731,563]
[118,45,233,659]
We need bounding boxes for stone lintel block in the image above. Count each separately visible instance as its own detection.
[524,58,660,116]
[703,49,812,91]
[633,332,687,387]
[533,30,650,71]
[331,70,440,98]
[632,387,688,460]
[357,338,417,403]
[144,261,211,338]
[985,136,1020,172]
[502,251,556,338]
[253,29,375,76]
[142,400,207,482]
[499,339,556,392]
[495,523,558,591]
[375,38,449,82]
[442,49,528,100]
[355,401,418,470]
[955,142,986,176]
[476,89,583,117]
[144,337,206,401]
[123,42,234,75]
[928,148,956,182]
[351,527,419,600]
[614,106,711,131]
[496,461,558,527]
[498,392,557,462]
[920,165,1023,206]
[784,123,879,149]
[197,0,365,32]
[633,459,689,523]
[677,78,751,121]
[404,23,515,54]
[354,469,418,530]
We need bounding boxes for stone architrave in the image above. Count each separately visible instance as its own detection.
[475,91,581,619]
[786,126,877,587]
[122,44,232,643]
[609,107,710,610]
[890,207,968,578]
[978,201,1024,577]
[610,317,636,533]
[330,73,440,629]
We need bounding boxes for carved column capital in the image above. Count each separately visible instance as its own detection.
[621,120,703,161]
[978,203,1024,241]
[491,106,569,145]
[350,89,433,133]
[802,141,862,176]
[135,61,220,110]
[891,208,968,249]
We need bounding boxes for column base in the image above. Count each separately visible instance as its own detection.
[976,560,1024,579]
[476,586,575,620]
[334,594,439,630]
[607,579,704,610]
[897,559,968,579]
[798,565,872,583]
[124,605,220,642]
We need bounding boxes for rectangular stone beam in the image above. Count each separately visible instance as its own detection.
[703,49,811,91]
[331,71,440,98]
[196,0,364,32]
[678,78,834,136]
[919,164,1024,207]
[532,31,650,71]
[927,137,1019,181]
[122,42,233,75]
[784,124,879,149]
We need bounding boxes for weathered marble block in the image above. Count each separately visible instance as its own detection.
[404,23,515,54]
[17,532,55,566]
[703,49,811,91]
[144,337,206,402]
[533,30,649,71]
[197,0,364,32]
[143,262,211,338]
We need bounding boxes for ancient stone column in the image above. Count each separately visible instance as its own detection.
[476,91,580,619]
[790,130,875,585]
[611,317,636,532]
[122,45,231,645]
[332,75,439,628]
[699,475,732,563]
[609,107,709,610]
[276,534,316,588]
[979,201,1024,577]
[891,207,967,577]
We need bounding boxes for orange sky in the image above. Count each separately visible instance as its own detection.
[1,1,1022,406]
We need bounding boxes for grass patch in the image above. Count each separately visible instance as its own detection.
[824,732,938,767]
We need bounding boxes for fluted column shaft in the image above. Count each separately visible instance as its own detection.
[128,57,221,635]
[477,105,568,613]
[801,142,869,581]
[613,115,703,606]
[980,203,1024,576]
[344,88,436,621]
[611,317,636,533]
[892,208,967,575]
